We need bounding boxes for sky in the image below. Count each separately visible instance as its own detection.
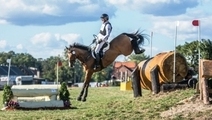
[0,0,212,61]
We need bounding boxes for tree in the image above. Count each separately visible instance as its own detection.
[91,64,113,82]
[200,39,212,60]
[176,41,199,67]
[41,56,58,81]
[0,51,37,67]
[71,61,84,82]
[176,39,212,73]
[126,53,150,64]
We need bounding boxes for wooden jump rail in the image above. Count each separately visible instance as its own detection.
[199,59,212,105]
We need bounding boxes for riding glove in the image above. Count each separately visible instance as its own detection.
[98,39,103,44]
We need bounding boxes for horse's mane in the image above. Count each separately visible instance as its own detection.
[70,42,91,51]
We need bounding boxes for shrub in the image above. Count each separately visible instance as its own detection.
[2,85,13,105]
[59,82,70,101]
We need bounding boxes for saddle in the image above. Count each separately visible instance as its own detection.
[91,42,109,59]
[99,42,109,57]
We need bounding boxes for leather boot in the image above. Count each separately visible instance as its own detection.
[94,53,100,70]
[131,40,145,54]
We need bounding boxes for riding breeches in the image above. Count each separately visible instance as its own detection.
[95,41,105,54]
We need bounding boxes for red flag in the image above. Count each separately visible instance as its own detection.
[192,20,199,26]
[57,61,62,66]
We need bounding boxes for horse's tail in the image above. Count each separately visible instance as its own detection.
[123,30,145,46]
[123,30,147,54]
[135,30,145,46]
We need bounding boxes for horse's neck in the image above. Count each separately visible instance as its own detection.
[76,50,91,64]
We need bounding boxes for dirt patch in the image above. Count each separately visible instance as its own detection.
[160,94,212,119]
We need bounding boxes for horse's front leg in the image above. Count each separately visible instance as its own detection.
[80,70,93,102]
[82,84,89,102]
[77,84,86,101]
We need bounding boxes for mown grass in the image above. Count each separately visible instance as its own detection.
[0,87,197,120]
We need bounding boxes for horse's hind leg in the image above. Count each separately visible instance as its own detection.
[131,40,145,54]
[82,84,89,102]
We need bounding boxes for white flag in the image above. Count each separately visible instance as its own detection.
[176,21,180,27]
[151,31,153,37]
[6,59,11,63]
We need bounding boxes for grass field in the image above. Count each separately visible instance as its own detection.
[0,87,210,120]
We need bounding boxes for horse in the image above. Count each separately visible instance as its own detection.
[65,30,148,102]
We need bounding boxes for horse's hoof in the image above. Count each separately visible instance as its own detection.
[135,48,145,54]
[81,99,86,102]
[76,97,81,101]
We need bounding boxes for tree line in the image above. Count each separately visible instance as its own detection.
[0,50,122,83]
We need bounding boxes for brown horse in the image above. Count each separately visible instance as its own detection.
[66,30,148,102]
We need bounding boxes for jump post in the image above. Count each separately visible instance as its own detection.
[199,59,212,105]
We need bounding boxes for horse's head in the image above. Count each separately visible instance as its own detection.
[66,45,77,67]
[66,43,91,67]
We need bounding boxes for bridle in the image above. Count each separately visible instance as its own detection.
[68,49,77,67]
[67,46,92,67]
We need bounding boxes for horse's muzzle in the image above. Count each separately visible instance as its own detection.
[69,61,72,67]
[69,61,75,67]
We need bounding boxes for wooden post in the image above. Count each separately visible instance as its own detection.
[202,77,210,104]
[150,65,160,94]
[199,59,203,100]
[131,67,142,97]
[200,59,212,104]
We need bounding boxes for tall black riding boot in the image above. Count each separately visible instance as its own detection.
[94,53,100,70]
[131,40,145,54]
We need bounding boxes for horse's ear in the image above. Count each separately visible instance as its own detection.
[69,45,73,48]
[65,46,69,50]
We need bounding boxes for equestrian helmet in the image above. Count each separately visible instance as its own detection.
[100,13,109,20]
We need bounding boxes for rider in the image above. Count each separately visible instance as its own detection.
[94,13,112,69]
